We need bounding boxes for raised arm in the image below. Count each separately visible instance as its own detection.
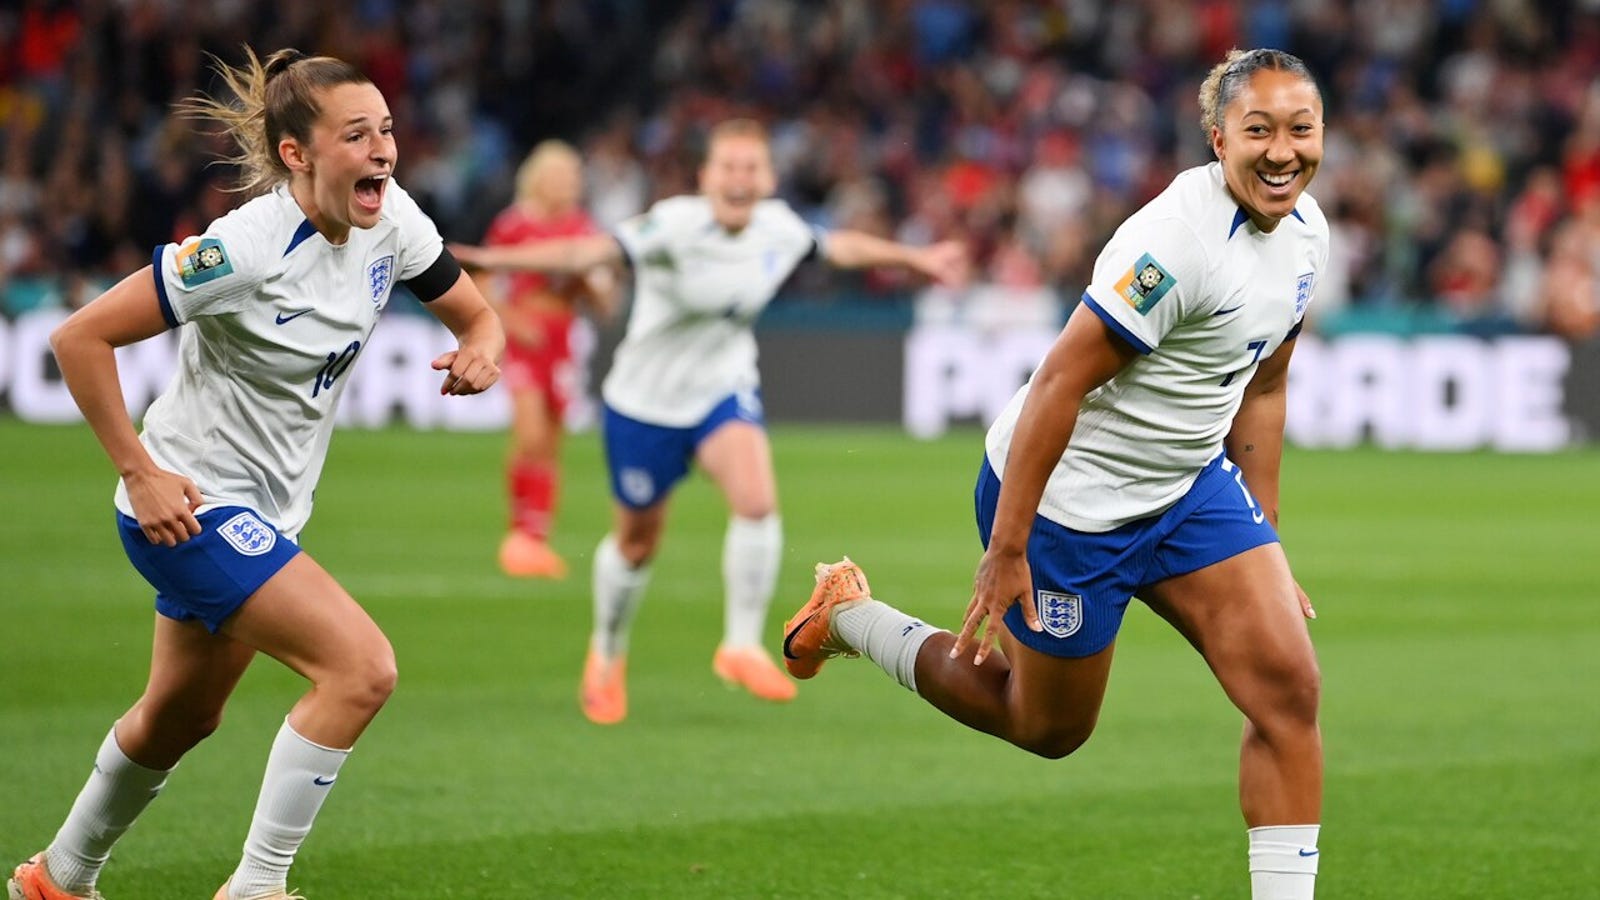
[955,302,1139,662]
[450,234,624,275]
[821,231,969,286]
[50,268,204,546]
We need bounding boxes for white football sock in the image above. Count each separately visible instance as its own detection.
[832,599,939,692]
[228,720,349,899]
[592,533,650,658]
[721,514,782,648]
[1248,824,1320,900]
[46,725,172,894]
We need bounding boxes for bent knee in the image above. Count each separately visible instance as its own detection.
[330,646,399,713]
[1249,659,1321,732]
[1012,720,1096,760]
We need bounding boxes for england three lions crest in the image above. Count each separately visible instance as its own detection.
[1038,590,1083,638]
[219,511,277,557]
[1295,272,1315,318]
[367,255,395,307]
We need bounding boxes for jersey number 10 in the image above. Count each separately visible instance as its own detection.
[313,340,362,398]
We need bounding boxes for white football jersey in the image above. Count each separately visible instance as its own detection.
[115,181,445,539]
[986,162,1330,532]
[604,196,821,426]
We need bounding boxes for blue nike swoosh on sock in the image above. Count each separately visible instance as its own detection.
[1298,848,1319,857]
[313,775,337,786]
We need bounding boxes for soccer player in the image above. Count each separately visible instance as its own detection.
[7,48,502,900]
[453,118,966,724]
[480,140,616,579]
[783,49,1329,899]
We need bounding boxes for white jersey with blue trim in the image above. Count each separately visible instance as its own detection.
[605,195,822,426]
[115,181,445,539]
[986,162,1330,532]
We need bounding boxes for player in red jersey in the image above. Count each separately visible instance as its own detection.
[481,141,616,578]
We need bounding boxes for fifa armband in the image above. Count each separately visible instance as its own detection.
[404,249,464,303]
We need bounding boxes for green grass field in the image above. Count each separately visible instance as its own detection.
[2,419,1597,898]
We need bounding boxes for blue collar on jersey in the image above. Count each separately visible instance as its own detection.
[284,218,319,257]
[1228,205,1305,239]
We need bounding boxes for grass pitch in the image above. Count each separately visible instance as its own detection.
[1,420,1596,898]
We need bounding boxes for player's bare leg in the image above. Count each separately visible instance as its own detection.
[915,630,1114,758]
[697,421,793,701]
[784,559,1114,757]
[1142,542,1322,898]
[214,553,397,899]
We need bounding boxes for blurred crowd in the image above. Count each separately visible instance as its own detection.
[2,0,1599,338]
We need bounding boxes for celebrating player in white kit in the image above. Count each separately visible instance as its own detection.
[7,48,502,900]
[453,119,966,724]
[783,49,1329,899]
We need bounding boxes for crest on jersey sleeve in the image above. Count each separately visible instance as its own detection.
[1037,591,1083,638]
[175,238,234,288]
[1294,272,1315,318]
[218,511,277,557]
[367,255,395,306]
[1114,253,1176,316]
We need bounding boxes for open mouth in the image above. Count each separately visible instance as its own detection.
[354,173,388,211]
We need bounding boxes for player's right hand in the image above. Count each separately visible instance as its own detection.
[953,545,1039,665]
[124,468,204,547]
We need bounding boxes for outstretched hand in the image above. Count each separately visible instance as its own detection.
[432,346,500,395]
[125,467,204,547]
[915,240,971,287]
[951,545,1040,665]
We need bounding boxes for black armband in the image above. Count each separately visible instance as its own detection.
[403,249,463,303]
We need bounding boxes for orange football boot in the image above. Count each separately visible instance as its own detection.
[498,531,568,579]
[781,558,871,679]
[6,853,103,900]
[580,648,627,725]
[712,645,797,702]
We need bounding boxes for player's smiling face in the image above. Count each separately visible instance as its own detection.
[700,135,776,232]
[1213,68,1323,233]
[289,82,395,242]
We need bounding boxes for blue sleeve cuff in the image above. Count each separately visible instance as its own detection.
[1284,318,1304,342]
[1082,292,1152,355]
[151,246,178,329]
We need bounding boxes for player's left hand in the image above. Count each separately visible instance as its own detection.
[432,346,500,395]
[916,240,970,287]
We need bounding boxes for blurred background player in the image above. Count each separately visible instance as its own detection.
[6,48,502,900]
[454,118,967,724]
[480,140,617,579]
[783,49,1328,899]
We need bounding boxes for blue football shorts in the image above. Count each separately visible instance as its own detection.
[973,453,1279,658]
[117,505,302,634]
[602,390,766,509]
